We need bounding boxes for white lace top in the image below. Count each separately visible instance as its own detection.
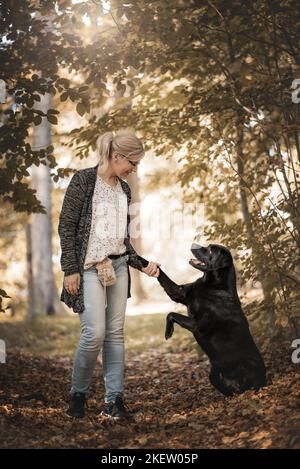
[83,176,128,270]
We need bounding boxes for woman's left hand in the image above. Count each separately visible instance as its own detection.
[142,261,161,278]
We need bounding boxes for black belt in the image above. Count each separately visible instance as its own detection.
[108,252,128,260]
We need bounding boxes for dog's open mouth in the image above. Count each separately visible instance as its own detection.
[189,258,206,266]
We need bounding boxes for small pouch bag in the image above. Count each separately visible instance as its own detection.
[95,257,116,286]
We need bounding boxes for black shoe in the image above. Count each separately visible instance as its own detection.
[66,392,87,418]
[102,395,130,420]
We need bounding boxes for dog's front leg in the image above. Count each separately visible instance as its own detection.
[136,256,189,305]
[157,271,190,305]
[165,312,196,339]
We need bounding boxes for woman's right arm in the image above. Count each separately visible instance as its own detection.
[58,171,86,277]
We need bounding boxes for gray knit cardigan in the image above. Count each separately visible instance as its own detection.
[58,163,145,313]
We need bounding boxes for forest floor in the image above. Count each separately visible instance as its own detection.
[0,313,300,449]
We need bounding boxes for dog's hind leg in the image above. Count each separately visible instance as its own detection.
[165,312,196,340]
[209,368,234,397]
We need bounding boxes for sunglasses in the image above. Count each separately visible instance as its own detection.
[117,152,140,168]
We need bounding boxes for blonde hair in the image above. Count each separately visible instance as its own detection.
[97,129,145,172]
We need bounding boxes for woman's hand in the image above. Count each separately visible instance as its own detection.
[64,273,80,296]
[141,261,161,278]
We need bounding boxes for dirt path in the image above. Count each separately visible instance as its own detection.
[0,342,299,449]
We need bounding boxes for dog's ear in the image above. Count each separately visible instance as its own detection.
[215,253,232,269]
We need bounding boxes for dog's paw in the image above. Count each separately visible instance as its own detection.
[165,321,174,340]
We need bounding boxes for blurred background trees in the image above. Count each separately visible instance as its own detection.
[1,0,300,338]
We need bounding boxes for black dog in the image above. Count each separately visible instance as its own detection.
[139,243,266,396]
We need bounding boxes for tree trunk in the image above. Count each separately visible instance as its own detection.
[27,91,63,317]
[236,121,277,330]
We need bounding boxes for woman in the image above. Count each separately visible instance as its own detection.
[58,129,160,420]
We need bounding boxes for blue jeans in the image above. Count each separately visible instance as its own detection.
[70,256,129,403]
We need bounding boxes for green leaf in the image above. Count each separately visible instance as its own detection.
[0,289,11,298]
[33,115,42,126]
[78,86,89,93]
[56,78,70,88]
[47,109,59,115]
[76,102,86,116]
[60,91,69,102]
[47,114,58,125]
